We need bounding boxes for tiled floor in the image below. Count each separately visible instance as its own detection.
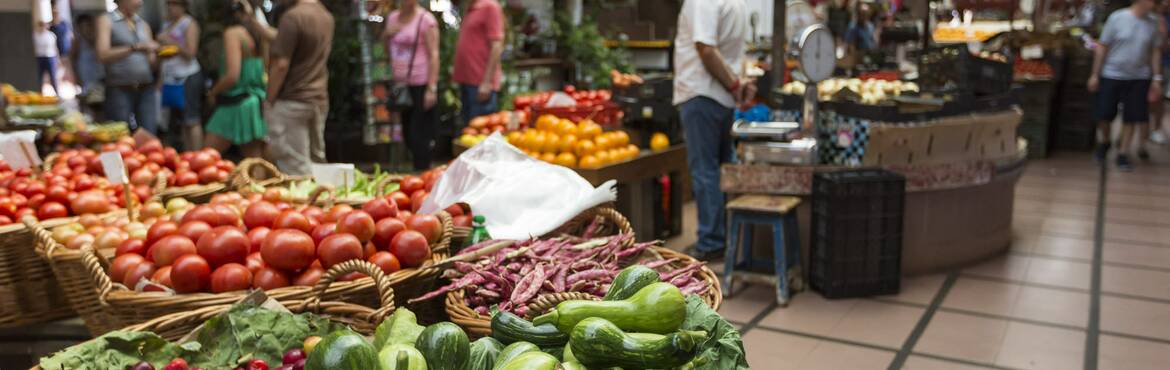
[694,151,1170,369]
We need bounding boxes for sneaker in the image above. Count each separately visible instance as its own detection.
[683,244,725,262]
[1095,143,1111,163]
[1138,149,1151,161]
[1152,131,1168,145]
[1117,154,1134,172]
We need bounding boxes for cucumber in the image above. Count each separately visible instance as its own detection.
[561,361,588,370]
[374,308,426,349]
[541,346,564,361]
[494,351,560,370]
[604,265,660,301]
[569,317,707,369]
[305,330,379,370]
[490,311,568,347]
[377,344,426,370]
[491,341,540,370]
[415,322,470,370]
[468,337,504,370]
[533,282,686,334]
[562,343,578,363]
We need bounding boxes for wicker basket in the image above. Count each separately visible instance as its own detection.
[231,158,402,207]
[0,218,77,328]
[34,208,453,335]
[30,259,396,370]
[444,207,722,336]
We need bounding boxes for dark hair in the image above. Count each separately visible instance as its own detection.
[75,13,94,26]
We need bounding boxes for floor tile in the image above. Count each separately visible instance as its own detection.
[914,311,1009,363]
[1101,296,1170,341]
[1102,265,1170,301]
[1026,235,1094,260]
[963,255,1032,282]
[942,278,1021,317]
[902,356,995,370]
[884,274,946,305]
[718,284,775,323]
[1010,285,1089,328]
[1103,241,1170,269]
[1098,333,1170,370]
[742,329,818,370]
[994,322,1086,370]
[758,292,858,336]
[798,340,895,370]
[827,300,925,348]
[1022,257,1091,290]
[1104,222,1170,246]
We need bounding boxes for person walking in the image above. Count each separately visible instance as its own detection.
[1149,1,1170,145]
[71,14,104,98]
[204,1,267,163]
[243,0,334,176]
[384,1,439,171]
[1089,0,1164,171]
[34,21,61,96]
[159,0,203,151]
[674,0,753,260]
[96,0,161,134]
[453,0,505,129]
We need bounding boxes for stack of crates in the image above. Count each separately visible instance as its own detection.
[1012,80,1056,158]
[811,170,906,299]
[1053,46,1096,151]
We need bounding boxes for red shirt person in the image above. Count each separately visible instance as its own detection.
[453,0,505,128]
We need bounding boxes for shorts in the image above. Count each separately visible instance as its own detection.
[162,72,204,125]
[1095,78,1151,124]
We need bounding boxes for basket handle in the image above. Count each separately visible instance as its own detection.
[373,175,404,197]
[301,259,397,325]
[525,292,599,319]
[229,158,284,190]
[431,210,454,254]
[306,185,336,207]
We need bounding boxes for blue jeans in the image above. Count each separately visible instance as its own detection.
[36,57,59,96]
[106,85,161,134]
[680,96,735,252]
[459,84,498,129]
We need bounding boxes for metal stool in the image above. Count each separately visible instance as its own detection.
[723,194,804,306]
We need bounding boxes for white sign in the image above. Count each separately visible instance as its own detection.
[1021,45,1044,60]
[99,151,127,184]
[310,163,356,188]
[0,130,42,169]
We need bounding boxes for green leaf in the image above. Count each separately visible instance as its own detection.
[39,331,192,370]
[187,303,347,368]
[679,295,751,370]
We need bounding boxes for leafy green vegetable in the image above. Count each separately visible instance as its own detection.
[39,331,193,370]
[678,295,750,370]
[186,303,345,368]
[373,307,426,349]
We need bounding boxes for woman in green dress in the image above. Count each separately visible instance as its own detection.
[204,1,266,160]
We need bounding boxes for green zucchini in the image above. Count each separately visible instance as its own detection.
[376,344,426,370]
[374,308,426,349]
[604,265,660,301]
[533,282,687,334]
[494,351,560,370]
[490,311,569,347]
[562,343,577,363]
[491,341,540,370]
[569,317,707,369]
[542,345,564,361]
[468,337,505,370]
[305,330,379,370]
[415,322,470,370]
[561,361,588,370]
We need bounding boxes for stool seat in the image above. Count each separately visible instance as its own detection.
[727,195,802,214]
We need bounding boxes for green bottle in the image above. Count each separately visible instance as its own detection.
[463,215,491,251]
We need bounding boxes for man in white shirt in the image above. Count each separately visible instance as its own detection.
[34,21,61,96]
[674,0,755,260]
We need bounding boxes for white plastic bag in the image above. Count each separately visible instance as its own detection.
[418,133,616,240]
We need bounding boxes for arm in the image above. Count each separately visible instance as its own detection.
[1088,43,1107,92]
[425,21,440,109]
[696,43,738,92]
[208,29,242,98]
[477,39,504,101]
[266,57,290,104]
[95,15,136,64]
[242,3,278,43]
[181,21,200,60]
[1151,31,1165,100]
[144,23,158,68]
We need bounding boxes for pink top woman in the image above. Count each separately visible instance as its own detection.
[386,9,437,86]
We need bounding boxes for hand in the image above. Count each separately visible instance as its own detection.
[1149,81,1163,103]
[206,93,217,107]
[234,0,255,22]
[477,83,492,103]
[734,78,756,106]
[1088,75,1100,92]
[263,99,275,112]
[134,41,159,53]
[424,87,438,110]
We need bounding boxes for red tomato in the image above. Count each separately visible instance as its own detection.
[149,235,197,266]
[262,188,285,203]
[110,254,145,283]
[405,214,443,244]
[372,218,406,250]
[317,234,364,269]
[196,226,250,267]
[247,227,270,254]
[26,193,45,210]
[452,215,472,228]
[272,210,313,233]
[364,241,376,259]
[323,204,353,223]
[45,185,69,203]
[335,211,375,243]
[177,221,212,242]
[369,251,401,274]
[261,229,316,271]
[387,192,411,211]
[209,263,252,293]
[70,190,112,215]
[181,205,219,226]
[212,204,241,226]
[189,152,215,171]
[171,254,211,293]
[410,190,428,213]
[37,202,68,219]
[175,171,199,186]
[146,221,180,247]
[252,267,291,290]
[123,261,157,287]
[292,266,325,286]
[245,252,267,274]
[338,272,367,281]
[389,230,431,268]
[152,266,173,287]
[443,204,464,217]
[311,222,336,245]
[400,176,424,195]
[361,198,398,221]
[116,238,146,256]
[197,166,219,184]
[301,206,325,223]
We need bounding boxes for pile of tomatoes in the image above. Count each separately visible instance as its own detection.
[511,86,613,111]
[54,137,236,189]
[0,158,145,226]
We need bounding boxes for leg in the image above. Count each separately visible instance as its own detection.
[772,222,789,306]
[182,73,204,151]
[241,140,268,178]
[135,88,161,135]
[681,97,734,253]
[265,100,316,176]
[1119,79,1153,166]
[722,212,742,297]
[104,87,134,126]
[203,133,233,152]
[309,103,328,164]
[786,213,804,291]
[459,84,476,130]
[1095,78,1122,161]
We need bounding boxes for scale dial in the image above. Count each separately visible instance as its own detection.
[797,24,835,83]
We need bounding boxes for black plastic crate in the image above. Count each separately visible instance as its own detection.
[918,45,1014,96]
[810,169,906,298]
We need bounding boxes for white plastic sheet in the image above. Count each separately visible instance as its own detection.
[418,132,616,240]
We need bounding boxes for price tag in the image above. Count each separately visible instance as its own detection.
[1021,45,1044,60]
[0,130,42,169]
[99,151,127,184]
[311,163,356,188]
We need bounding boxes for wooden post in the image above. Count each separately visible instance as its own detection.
[772,0,786,95]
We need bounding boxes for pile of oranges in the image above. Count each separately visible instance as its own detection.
[2,84,59,105]
[507,115,641,169]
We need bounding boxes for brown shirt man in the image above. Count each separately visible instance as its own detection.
[270,2,333,107]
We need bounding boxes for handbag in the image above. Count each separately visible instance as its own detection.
[387,14,425,112]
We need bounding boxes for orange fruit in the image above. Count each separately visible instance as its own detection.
[579,155,601,169]
[594,150,611,165]
[544,133,561,153]
[594,135,612,150]
[558,120,577,137]
[650,132,670,151]
[507,131,523,145]
[575,140,597,158]
[530,134,548,153]
[560,134,579,154]
[541,152,557,163]
[613,130,630,147]
[607,149,624,163]
[537,115,558,131]
[581,123,603,140]
[626,144,641,158]
[555,152,577,167]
